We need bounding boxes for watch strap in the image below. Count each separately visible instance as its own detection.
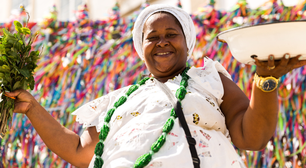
[254,73,279,92]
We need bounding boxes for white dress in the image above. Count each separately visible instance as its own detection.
[72,58,245,168]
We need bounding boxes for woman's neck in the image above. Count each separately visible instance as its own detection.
[151,66,186,83]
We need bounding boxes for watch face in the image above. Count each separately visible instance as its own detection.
[262,79,277,91]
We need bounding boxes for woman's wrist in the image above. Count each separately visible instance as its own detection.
[25,98,40,116]
[253,73,279,93]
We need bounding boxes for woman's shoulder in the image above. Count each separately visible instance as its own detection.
[194,57,232,80]
[71,85,131,129]
[186,57,232,105]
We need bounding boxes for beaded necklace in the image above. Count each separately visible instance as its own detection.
[93,67,190,168]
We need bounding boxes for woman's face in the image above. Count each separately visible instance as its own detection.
[142,12,188,79]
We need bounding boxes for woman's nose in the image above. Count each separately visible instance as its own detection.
[156,37,169,47]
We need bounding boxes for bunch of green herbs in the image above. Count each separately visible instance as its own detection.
[0,20,40,137]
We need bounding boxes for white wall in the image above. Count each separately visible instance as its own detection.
[34,0,57,22]
[88,0,116,20]
[0,0,12,23]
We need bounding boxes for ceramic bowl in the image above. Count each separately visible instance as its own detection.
[217,21,306,65]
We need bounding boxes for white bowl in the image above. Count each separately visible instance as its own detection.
[217,21,306,65]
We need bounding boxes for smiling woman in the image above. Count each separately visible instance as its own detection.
[4,3,306,168]
[142,12,188,82]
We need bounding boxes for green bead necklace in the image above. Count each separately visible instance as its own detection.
[93,67,190,168]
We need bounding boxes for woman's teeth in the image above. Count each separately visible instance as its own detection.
[156,52,170,56]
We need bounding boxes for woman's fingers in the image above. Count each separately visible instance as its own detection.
[286,54,301,71]
[4,90,21,99]
[267,55,275,70]
[290,55,306,70]
[254,53,306,78]
[3,89,22,98]
[4,93,16,99]
[14,101,32,114]
[278,53,290,68]
[253,57,264,67]
[2,89,35,114]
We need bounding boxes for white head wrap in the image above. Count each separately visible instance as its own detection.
[132,4,196,60]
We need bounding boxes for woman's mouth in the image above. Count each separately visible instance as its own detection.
[154,52,173,57]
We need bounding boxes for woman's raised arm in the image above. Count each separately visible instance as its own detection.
[4,89,99,167]
[220,54,306,150]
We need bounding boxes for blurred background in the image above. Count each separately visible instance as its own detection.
[0,0,306,167]
[0,0,300,23]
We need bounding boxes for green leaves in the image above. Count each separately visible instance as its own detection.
[12,81,21,90]
[19,68,30,78]
[1,65,10,72]
[15,26,23,34]
[0,45,5,54]
[0,20,39,89]
[0,56,7,62]
[2,28,13,37]
[13,21,31,35]
[21,28,31,35]
[13,21,22,28]
[0,18,40,136]
[27,76,35,90]
[1,7,40,136]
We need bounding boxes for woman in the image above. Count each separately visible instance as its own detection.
[5,4,306,168]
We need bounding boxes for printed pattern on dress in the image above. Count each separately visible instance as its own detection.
[198,151,212,157]
[193,113,200,125]
[148,161,163,167]
[198,139,209,148]
[115,115,122,121]
[168,141,179,150]
[168,132,178,137]
[88,97,105,111]
[206,96,225,117]
[199,130,211,141]
[205,97,215,107]
[191,130,198,138]
[131,112,140,117]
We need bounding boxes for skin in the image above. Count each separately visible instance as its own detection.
[4,12,306,167]
[142,13,188,82]
[221,54,306,150]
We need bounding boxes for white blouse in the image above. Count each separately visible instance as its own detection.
[72,58,245,168]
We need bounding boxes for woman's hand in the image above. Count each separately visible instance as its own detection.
[5,89,93,167]
[4,89,37,114]
[253,53,306,78]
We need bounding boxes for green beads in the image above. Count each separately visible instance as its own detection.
[114,96,127,108]
[93,68,190,168]
[127,77,150,96]
[163,117,175,133]
[180,67,190,88]
[104,108,116,123]
[175,87,187,101]
[138,77,150,85]
[94,157,103,168]
[151,133,167,153]
[99,124,110,141]
[182,67,190,77]
[126,85,139,96]
[93,76,151,168]
[94,141,104,156]
[134,152,152,168]
[180,76,189,88]
[176,69,189,101]
[170,108,177,118]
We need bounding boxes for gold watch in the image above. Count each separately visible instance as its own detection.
[254,73,280,92]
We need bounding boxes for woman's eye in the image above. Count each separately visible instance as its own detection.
[167,34,177,37]
[147,37,157,40]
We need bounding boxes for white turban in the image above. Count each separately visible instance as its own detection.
[132,4,196,60]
